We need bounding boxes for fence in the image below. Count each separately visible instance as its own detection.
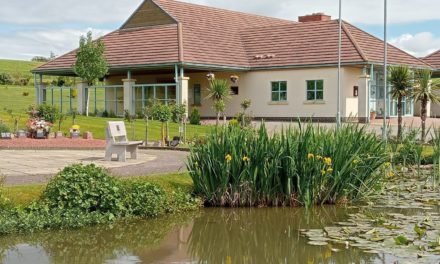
[43,86,76,113]
[133,83,177,113]
[88,85,124,117]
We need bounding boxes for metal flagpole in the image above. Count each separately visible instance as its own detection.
[382,0,388,142]
[336,0,342,128]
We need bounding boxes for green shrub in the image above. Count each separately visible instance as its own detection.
[171,103,186,123]
[122,181,167,217]
[0,123,10,133]
[0,73,13,85]
[36,104,60,123]
[187,123,387,207]
[42,164,125,215]
[189,108,201,125]
[392,128,423,166]
[0,164,199,235]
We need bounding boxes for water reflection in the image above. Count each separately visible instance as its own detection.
[0,207,392,264]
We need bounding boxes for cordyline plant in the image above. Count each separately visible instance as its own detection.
[388,65,413,140]
[411,69,440,142]
[187,123,388,208]
[206,78,230,126]
[73,31,108,116]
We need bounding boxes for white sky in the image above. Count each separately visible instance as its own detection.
[0,0,439,60]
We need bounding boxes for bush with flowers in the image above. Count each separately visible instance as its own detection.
[187,123,388,207]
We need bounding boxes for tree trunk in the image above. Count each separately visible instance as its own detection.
[161,122,165,147]
[145,120,149,146]
[421,96,428,142]
[216,112,220,126]
[397,95,403,140]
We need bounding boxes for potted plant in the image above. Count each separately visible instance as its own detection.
[370,110,377,120]
[70,124,81,138]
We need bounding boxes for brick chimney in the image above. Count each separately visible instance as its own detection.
[298,13,331,22]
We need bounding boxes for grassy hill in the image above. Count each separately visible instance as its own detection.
[0,59,44,77]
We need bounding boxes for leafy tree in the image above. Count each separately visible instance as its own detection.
[73,31,108,116]
[151,102,172,146]
[207,78,230,125]
[142,100,154,145]
[389,66,413,140]
[411,69,440,142]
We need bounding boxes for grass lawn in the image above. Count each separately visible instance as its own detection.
[0,85,211,141]
[0,59,43,76]
[1,172,193,207]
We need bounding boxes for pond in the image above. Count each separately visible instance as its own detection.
[1,205,433,264]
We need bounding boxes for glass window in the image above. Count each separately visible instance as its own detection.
[271,81,287,102]
[193,84,201,105]
[306,80,324,101]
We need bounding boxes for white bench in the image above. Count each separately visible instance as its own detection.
[105,121,142,162]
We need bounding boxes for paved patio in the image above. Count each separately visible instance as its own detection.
[0,149,188,185]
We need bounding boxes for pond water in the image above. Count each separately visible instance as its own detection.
[0,206,418,264]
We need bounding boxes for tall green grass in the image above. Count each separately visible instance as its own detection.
[187,123,387,207]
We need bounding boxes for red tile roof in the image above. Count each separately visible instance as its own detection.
[423,50,440,70]
[33,0,430,74]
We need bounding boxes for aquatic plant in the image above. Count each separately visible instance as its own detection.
[187,123,387,207]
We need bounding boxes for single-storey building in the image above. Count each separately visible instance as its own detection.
[32,0,432,122]
[422,49,440,117]
[423,49,440,78]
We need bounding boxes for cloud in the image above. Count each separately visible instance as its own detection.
[0,0,141,25]
[0,0,439,25]
[390,32,440,57]
[183,0,440,25]
[0,28,111,60]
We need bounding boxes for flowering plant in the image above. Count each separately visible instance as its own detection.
[27,118,52,138]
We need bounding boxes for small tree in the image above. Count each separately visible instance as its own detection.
[389,66,413,140]
[57,113,66,132]
[172,103,187,141]
[124,109,137,140]
[207,78,230,126]
[151,102,172,146]
[142,100,154,145]
[411,69,440,142]
[239,98,252,127]
[4,108,20,134]
[73,31,108,116]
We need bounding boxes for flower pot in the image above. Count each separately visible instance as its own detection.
[55,131,64,138]
[16,130,27,139]
[370,112,377,120]
[83,131,93,140]
[70,131,81,139]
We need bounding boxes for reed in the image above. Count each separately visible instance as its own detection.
[187,123,387,207]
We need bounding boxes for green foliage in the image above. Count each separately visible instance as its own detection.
[0,122,11,133]
[241,98,252,111]
[394,235,411,245]
[392,128,423,167]
[389,66,413,139]
[0,165,199,235]
[73,31,108,85]
[207,78,230,125]
[36,104,60,123]
[151,102,172,123]
[187,123,387,207]
[171,103,186,123]
[121,181,167,217]
[189,108,201,125]
[42,164,124,215]
[0,73,13,85]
